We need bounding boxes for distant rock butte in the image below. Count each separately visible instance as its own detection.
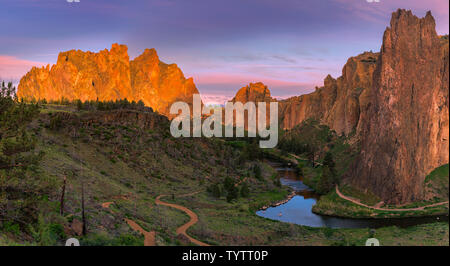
[229,82,274,127]
[232,82,274,103]
[17,44,200,117]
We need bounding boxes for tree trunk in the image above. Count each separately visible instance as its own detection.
[60,176,66,215]
[81,182,87,235]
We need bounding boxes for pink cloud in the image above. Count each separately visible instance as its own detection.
[200,94,232,106]
[0,55,46,81]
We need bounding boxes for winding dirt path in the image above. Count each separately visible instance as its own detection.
[124,218,156,246]
[155,192,209,246]
[289,153,323,166]
[335,186,449,211]
[101,201,156,246]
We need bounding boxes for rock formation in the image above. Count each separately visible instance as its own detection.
[232,52,378,136]
[346,9,449,204]
[232,82,274,103]
[17,44,200,117]
[231,10,448,204]
[278,51,378,135]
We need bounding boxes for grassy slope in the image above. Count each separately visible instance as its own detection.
[0,105,448,246]
[312,165,449,219]
[425,164,449,201]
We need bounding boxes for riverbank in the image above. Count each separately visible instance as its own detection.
[272,148,450,220]
[259,190,296,211]
[312,189,449,219]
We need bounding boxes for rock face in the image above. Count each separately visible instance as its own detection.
[17,44,200,117]
[279,52,378,135]
[230,82,277,129]
[130,48,199,116]
[52,109,169,133]
[346,10,449,204]
[231,10,448,204]
[233,52,378,136]
[232,82,274,103]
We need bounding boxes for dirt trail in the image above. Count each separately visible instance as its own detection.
[101,201,156,246]
[101,202,113,208]
[335,186,449,211]
[235,177,247,187]
[124,218,156,246]
[155,192,209,246]
[289,153,323,166]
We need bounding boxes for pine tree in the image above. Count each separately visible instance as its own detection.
[226,185,238,202]
[0,82,39,169]
[210,183,222,198]
[323,152,335,173]
[223,176,234,192]
[317,165,333,194]
[253,164,262,180]
[0,81,42,226]
[240,182,250,198]
[323,152,338,185]
[76,99,83,111]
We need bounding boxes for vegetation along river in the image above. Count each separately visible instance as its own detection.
[256,162,448,229]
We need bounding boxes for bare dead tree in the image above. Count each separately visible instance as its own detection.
[60,176,66,215]
[134,179,137,216]
[81,181,86,235]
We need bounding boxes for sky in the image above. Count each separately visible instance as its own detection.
[0,0,448,104]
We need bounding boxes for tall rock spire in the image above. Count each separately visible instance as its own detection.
[346,9,449,204]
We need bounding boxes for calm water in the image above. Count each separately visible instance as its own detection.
[256,162,448,229]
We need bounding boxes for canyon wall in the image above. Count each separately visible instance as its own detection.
[279,51,378,135]
[235,52,378,136]
[17,44,200,117]
[346,10,449,204]
[232,10,448,204]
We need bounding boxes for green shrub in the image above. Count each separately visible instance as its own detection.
[240,182,250,197]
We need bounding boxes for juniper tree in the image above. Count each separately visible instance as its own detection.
[0,81,42,227]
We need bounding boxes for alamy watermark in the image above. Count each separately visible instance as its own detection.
[169,94,278,148]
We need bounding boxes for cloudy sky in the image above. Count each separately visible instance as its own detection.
[0,0,448,104]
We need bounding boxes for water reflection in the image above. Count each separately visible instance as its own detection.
[256,162,448,229]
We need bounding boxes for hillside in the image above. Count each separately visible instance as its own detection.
[1,94,447,246]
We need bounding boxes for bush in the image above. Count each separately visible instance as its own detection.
[273,178,281,187]
[253,164,262,180]
[1,222,20,236]
[240,183,250,197]
[81,232,144,246]
[317,165,334,194]
[226,185,239,202]
[208,183,222,198]
[223,176,234,192]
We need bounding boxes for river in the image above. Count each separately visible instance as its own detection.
[256,162,449,229]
